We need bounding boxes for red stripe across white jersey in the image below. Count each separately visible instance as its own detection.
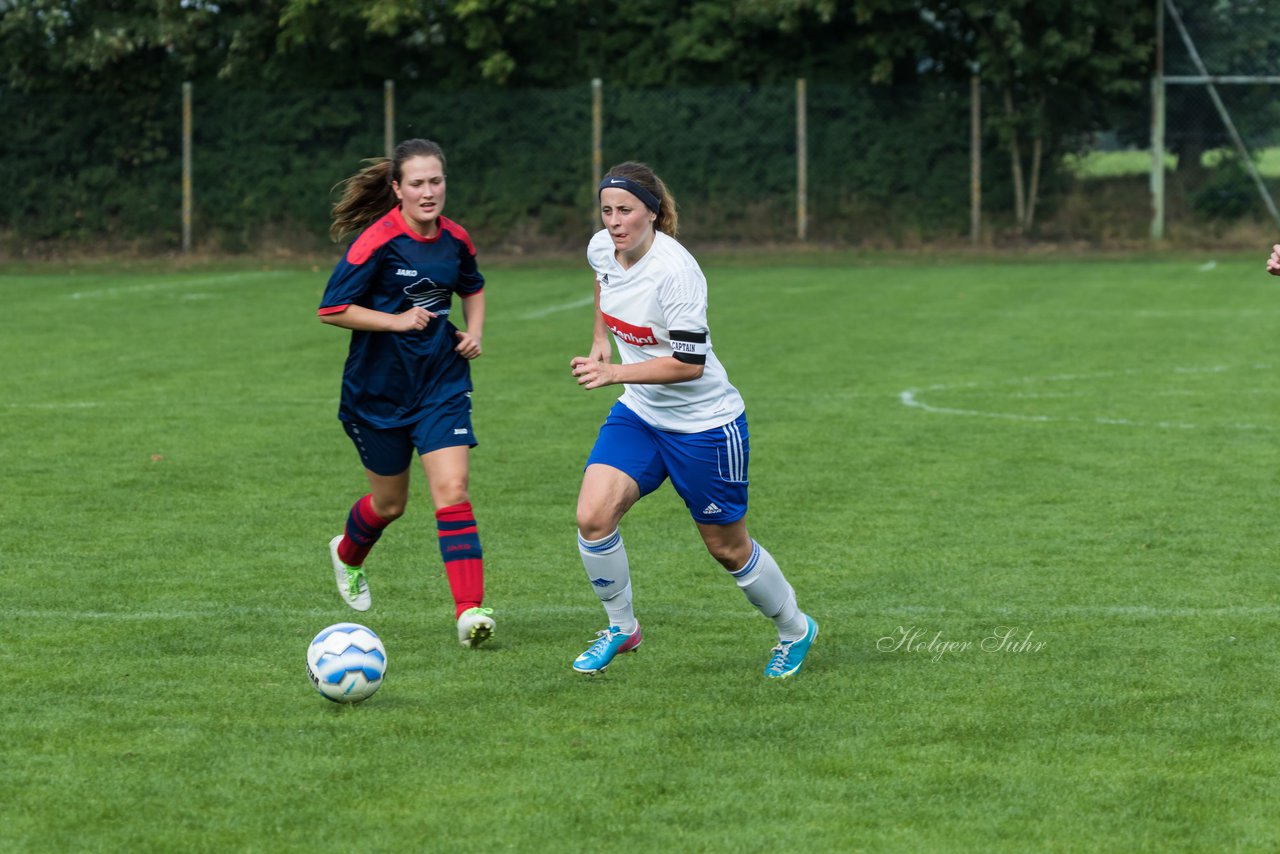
[601,312,658,347]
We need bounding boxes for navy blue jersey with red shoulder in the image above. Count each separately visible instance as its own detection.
[319,207,484,428]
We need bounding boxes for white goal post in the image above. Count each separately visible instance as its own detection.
[1151,0,1280,238]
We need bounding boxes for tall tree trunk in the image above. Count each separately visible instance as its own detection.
[1025,95,1046,232]
[1026,134,1042,231]
[1004,87,1026,232]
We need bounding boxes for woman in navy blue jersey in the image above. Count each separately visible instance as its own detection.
[318,138,495,649]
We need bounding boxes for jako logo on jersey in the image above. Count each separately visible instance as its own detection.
[453,428,469,435]
[404,277,451,312]
[395,268,418,276]
[601,311,657,346]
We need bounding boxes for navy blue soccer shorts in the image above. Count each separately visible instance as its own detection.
[585,401,749,525]
[342,392,476,476]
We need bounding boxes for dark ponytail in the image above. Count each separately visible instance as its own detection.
[330,139,447,241]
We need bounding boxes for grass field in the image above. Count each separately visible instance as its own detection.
[4,250,1280,852]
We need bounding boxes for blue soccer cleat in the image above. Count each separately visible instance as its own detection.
[573,625,642,674]
[764,614,819,679]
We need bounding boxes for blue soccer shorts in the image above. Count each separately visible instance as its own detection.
[343,392,476,476]
[585,401,750,525]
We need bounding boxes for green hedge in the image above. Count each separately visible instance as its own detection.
[0,89,182,245]
[192,85,383,251]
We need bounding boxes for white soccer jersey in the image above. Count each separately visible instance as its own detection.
[587,228,745,433]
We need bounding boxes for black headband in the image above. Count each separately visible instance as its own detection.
[598,175,661,214]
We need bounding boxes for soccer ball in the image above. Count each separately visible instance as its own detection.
[306,622,387,703]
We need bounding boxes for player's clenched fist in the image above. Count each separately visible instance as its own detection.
[1267,244,1280,276]
[570,355,615,390]
[391,306,435,331]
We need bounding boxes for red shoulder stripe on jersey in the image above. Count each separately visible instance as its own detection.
[318,304,350,316]
[346,209,475,263]
[438,216,477,255]
[346,208,406,265]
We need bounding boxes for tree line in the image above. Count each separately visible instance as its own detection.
[4,0,1280,246]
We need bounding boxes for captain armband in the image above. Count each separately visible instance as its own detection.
[669,330,708,365]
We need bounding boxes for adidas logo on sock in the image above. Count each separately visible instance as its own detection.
[590,577,614,588]
[702,503,723,515]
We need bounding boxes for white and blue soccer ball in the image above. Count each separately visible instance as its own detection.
[306,622,387,703]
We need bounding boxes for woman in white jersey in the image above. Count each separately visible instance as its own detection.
[568,161,818,679]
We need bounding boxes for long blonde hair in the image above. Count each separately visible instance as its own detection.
[330,139,447,241]
[602,161,678,238]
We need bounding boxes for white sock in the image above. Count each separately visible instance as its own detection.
[578,528,638,633]
[731,540,807,641]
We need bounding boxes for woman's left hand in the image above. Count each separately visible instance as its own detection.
[455,330,482,360]
[570,355,616,389]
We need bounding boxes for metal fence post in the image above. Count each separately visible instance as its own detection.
[1151,0,1165,240]
[1151,77,1165,241]
[796,78,807,242]
[592,78,603,187]
[182,81,193,254]
[384,80,395,159]
[970,74,981,245]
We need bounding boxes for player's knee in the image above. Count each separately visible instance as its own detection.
[575,512,611,541]
[576,503,620,541]
[431,480,470,510]
[373,498,407,522]
[706,544,741,571]
[704,535,751,571]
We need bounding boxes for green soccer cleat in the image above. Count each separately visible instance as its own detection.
[329,535,371,611]
[457,606,495,648]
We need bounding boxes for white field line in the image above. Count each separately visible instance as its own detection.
[2,398,335,411]
[520,295,595,319]
[6,603,1279,622]
[0,605,594,622]
[67,272,290,300]
[900,364,1275,431]
[882,603,1280,619]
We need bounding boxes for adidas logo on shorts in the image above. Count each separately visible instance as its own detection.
[702,503,723,515]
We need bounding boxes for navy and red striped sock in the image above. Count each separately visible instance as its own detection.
[338,494,391,567]
[436,501,484,618]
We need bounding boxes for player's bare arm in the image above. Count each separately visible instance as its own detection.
[320,304,435,332]
[588,278,611,362]
[455,291,484,359]
[571,354,703,390]
[1267,244,1280,275]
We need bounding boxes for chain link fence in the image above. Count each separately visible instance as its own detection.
[0,78,1210,256]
